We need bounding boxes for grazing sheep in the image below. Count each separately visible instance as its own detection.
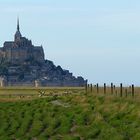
[38,90,46,97]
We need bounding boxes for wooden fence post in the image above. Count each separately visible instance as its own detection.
[104,83,106,94]
[97,83,99,93]
[94,85,96,94]
[132,84,134,97]
[111,83,113,94]
[85,84,88,94]
[88,84,90,93]
[114,85,116,91]
[120,83,123,97]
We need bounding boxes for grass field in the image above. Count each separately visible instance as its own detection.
[0,87,140,140]
[0,87,84,100]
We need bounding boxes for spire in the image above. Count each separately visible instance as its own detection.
[17,17,20,31]
[15,17,22,42]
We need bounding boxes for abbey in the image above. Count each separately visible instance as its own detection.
[0,19,87,87]
[0,19,44,64]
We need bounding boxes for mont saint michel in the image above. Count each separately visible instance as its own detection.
[0,19,87,87]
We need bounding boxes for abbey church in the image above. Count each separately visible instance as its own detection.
[0,19,44,64]
[0,19,87,87]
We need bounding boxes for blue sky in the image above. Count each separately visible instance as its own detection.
[0,0,140,85]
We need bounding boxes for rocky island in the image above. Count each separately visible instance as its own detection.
[0,19,87,87]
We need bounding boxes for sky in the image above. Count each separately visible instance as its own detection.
[0,0,140,85]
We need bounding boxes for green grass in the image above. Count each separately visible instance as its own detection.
[0,90,139,140]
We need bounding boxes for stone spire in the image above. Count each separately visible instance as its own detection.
[17,17,20,31]
[15,17,22,42]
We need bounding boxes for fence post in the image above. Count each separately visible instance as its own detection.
[129,86,131,96]
[120,83,123,97]
[85,84,88,94]
[87,84,90,94]
[114,85,116,91]
[90,84,93,93]
[97,83,99,93]
[94,85,96,94]
[132,84,134,97]
[111,83,113,94]
[104,83,106,94]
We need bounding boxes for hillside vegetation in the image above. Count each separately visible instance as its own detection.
[0,91,140,140]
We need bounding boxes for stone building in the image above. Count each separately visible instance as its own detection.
[0,18,44,64]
